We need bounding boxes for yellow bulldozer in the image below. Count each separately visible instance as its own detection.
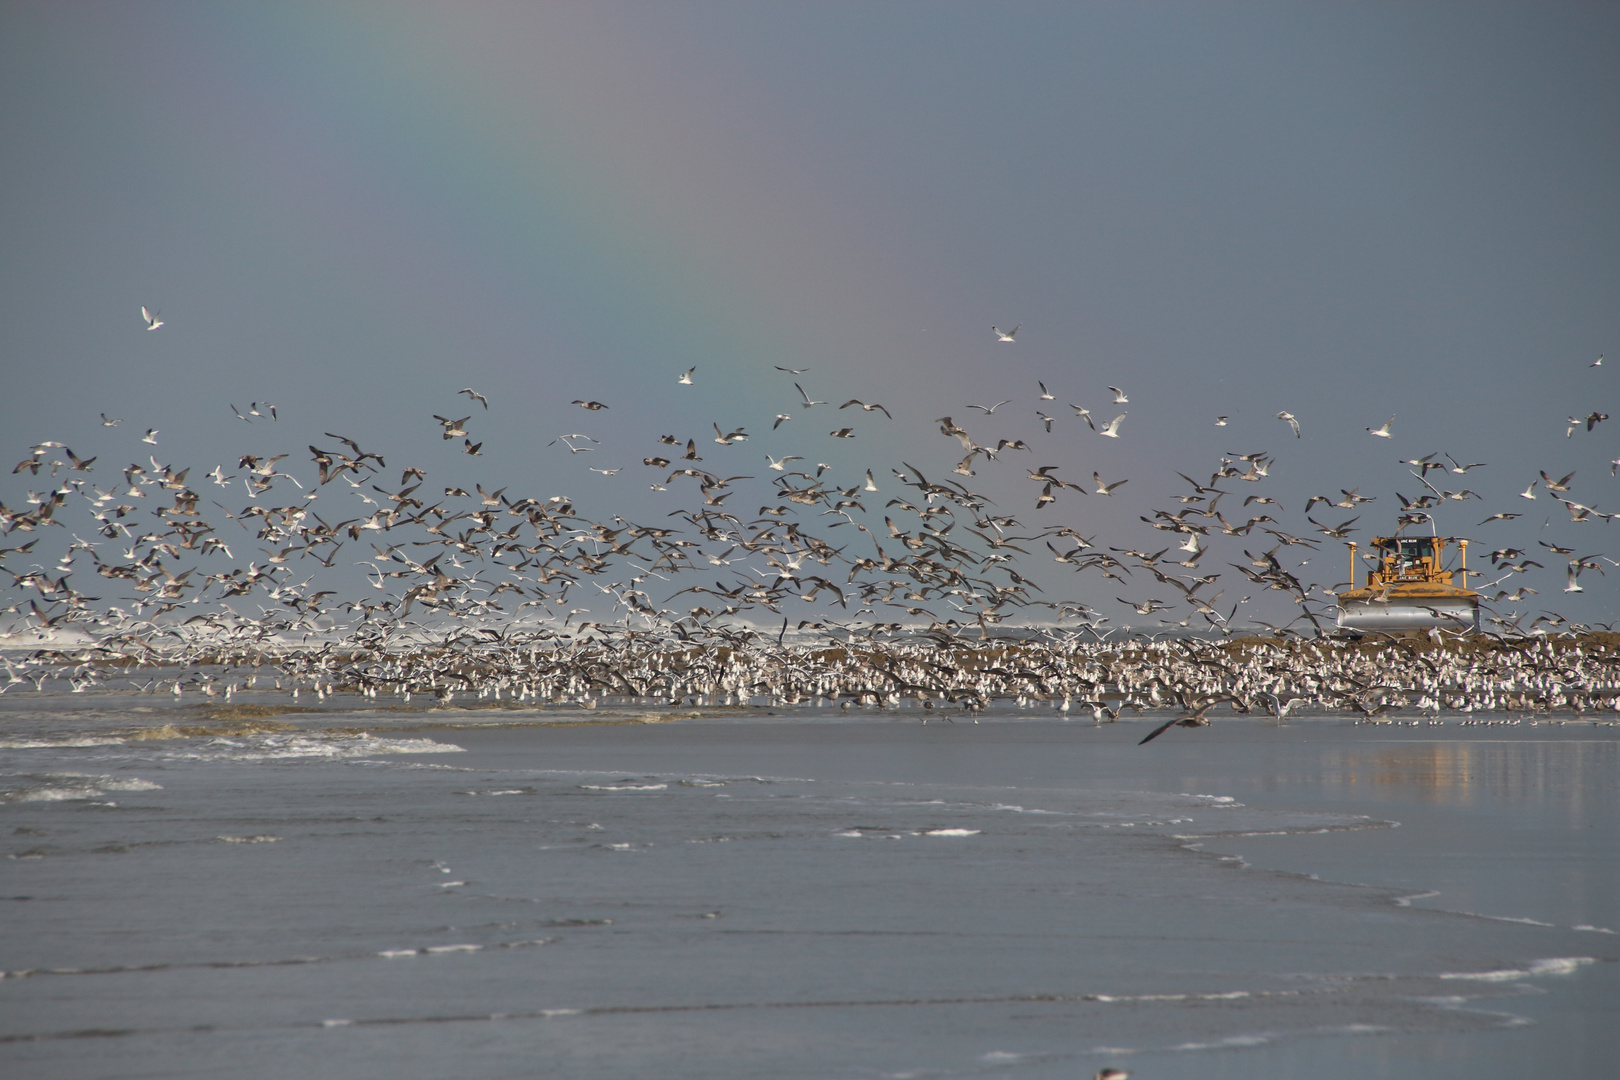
[1336,534,1480,632]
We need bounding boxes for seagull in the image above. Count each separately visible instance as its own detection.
[100,413,122,427]
[1037,381,1054,400]
[140,306,163,330]
[864,469,879,492]
[572,400,609,410]
[1519,480,1538,499]
[1094,1070,1130,1080]
[1098,413,1126,438]
[1093,472,1128,495]
[678,367,695,385]
[774,365,809,374]
[765,454,803,471]
[830,427,856,438]
[1070,405,1095,429]
[142,429,159,444]
[1108,386,1129,404]
[1444,453,1485,473]
[773,413,792,429]
[1214,416,1228,426]
[992,325,1019,343]
[433,415,471,439]
[1367,415,1395,438]
[795,383,826,409]
[1276,411,1300,438]
[457,388,489,409]
[1540,469,1575,492]
[839,399,892,418]
[1138,698,1224,744]
[1593,354,1604,367]
[966,400,1011,414]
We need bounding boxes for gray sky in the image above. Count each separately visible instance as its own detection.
[2,2,1617,627]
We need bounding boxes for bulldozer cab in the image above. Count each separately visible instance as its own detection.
[1364,536,1463,587]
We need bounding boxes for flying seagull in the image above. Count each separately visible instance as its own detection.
[992,325,1019,342]
[966,400,1011,414]
[1098,413,1126,438]
[140,306,163,331]
[457,388,489,409]
[1276,411,1300,438]
[678,367,695,385]
[1367,415,1395,438]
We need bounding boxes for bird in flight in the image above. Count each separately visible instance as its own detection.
[100,413,122,427]
[433,415,471,439]
[142,428,159,444]
[140,306,163,331]
[678,367,695,386]
[966,400,1011,414]
[572,400,609,410]
[1093,472,1128,495]
[1366,415,1395,438]
[795,383,826,409]
[1037,381,1054,400]
[1214,416,1228,426]
[457,388,489,409]
[992,325,1019,342]
[1098,413,1126,438]
[1276,411,1300,438]
[774,365,809,374]
[839,399,892,418]
[1108,386,1129,404]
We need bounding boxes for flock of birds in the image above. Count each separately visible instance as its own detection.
[0,315,1615,734]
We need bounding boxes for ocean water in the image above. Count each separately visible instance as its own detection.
[1,694,1615,1080]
